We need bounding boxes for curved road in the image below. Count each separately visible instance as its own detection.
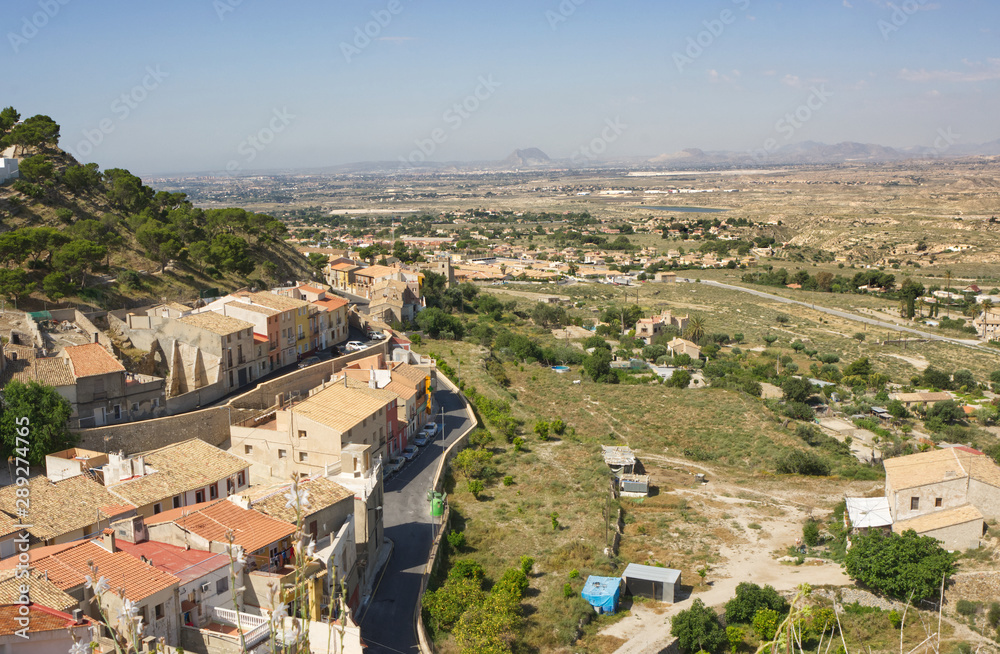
[360,386,472,654]
[681,278,992,353]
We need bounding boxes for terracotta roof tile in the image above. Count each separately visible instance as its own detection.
[390,362,429,387]
[115,540,229,586]
[250,477,353,524]
[0,569,77,612]
[0,476,135,542]
[885,448,971,491]
[232,291,309,312]
[293,382,393,433]
[27,541,178,600]
[63,343,125,378]
[177,312,254,337]
[146,499,295,555]
[893,505,984,534]
[108,439,249,509]
[313,297,348,312]
[0,604,90,636]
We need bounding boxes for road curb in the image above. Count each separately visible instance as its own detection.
[414,369,478,654]
[358,537,394,624]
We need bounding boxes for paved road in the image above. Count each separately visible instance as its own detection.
[682,278,992,353]
[360,386,472,654]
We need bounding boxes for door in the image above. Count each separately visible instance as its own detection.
[93,407,106,427]
[238,368,247,387]
[654,582,662,601]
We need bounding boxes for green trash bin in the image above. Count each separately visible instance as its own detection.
[431,496,445,517]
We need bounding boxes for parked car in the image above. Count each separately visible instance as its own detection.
[297,356,321,369]
[385,458,405,476]
[422,422,440,437]
[414,435,429,447]
[402,446,418,461]
[345,341,365,352]
[367,331,385,340]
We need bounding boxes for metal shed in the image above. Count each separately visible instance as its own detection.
[622,563,681,603]
[618,473,650,496]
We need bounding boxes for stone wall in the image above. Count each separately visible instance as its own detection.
[947,572,1000,605]
[228,341,390,411]
[73,406,230,454]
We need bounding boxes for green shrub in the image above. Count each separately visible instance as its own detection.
[803,520,820,546]
[670,599,725,653]
[956,599,978,617]
[569,568,580,579]
[753,608,780,640]
[844,530,956,601]
[563,582,574,598]
[724,582,788,624]
[503,475,514,486]
[888,609,902,629]
[467,479,484,499]
[447,530,466,550]
[725,625,744,654]
[987,601,1000,628]
[519,555,534,576]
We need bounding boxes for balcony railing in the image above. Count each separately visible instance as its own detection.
[212,607,271,649]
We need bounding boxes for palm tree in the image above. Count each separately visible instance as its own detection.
[684,314,706,343]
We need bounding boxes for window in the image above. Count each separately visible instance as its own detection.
[152,398,160,409]
[154,604,164,621]
[131,403,139,413]
[299,452,308,462]
[910,497,919,510]
[216,578,229,594]
[278,449,287,459]
[298,430,307,439]
[113,405,121,420]
[935,497,943,507]
[153,503,161,515]
[237,471,245,486]
[210,483,218,500]
[245,445,253,455]
[173,496,182,509]
[195,490,205,503]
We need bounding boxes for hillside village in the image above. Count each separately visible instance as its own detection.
[2,115,1000,654]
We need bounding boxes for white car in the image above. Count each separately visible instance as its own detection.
[345,341,365,352]
[422,422,439,437]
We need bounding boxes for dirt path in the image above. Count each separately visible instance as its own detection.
[602,455,856,654]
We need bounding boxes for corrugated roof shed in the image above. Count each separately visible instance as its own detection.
[622,563,681,585]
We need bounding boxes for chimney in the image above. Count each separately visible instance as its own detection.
[102,528,116,553]
[72,608,84,624]
[93,333,99,344]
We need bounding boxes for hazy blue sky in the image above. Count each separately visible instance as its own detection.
[3,0,998,174]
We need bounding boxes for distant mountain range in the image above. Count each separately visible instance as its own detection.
[501,148,551,167]
[176,139,1000,179]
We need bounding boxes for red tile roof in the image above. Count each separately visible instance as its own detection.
[0,604,91,636]
[313,297,348,311]
[115,540,230,586]
[26,541,178,601]
[146,499,295,555]
[63,343,125,378]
